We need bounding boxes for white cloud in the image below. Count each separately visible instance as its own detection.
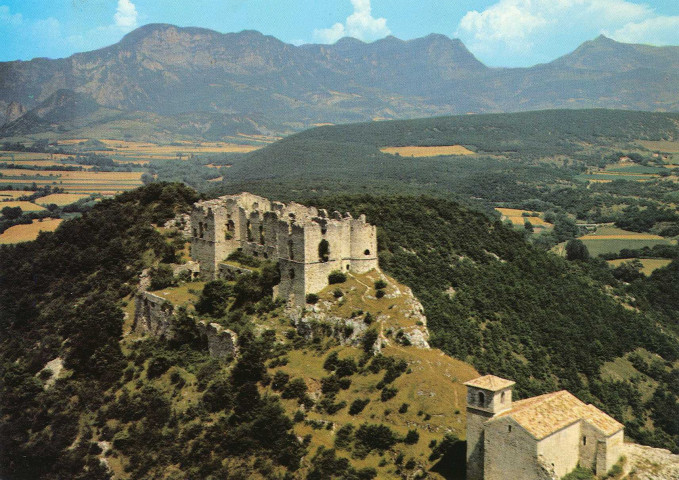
[0,5,23,26]
[609,15,679,45]
[114,0,138,30]
[456,0,677,64]
[313,0,390,43]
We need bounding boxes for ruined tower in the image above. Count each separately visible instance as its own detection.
[189,193,379,305]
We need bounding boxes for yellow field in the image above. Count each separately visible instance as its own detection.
[37,193,91,206]
[607,258,673,275]
[381,145,475,157]
[582,226,665,240]
[0,190,33,200]
[0,201,46,212]
[0,218,63,244]
[496,208,550,226]
[0,169,142,180]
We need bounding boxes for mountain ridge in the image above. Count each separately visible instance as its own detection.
[1,24,679,137]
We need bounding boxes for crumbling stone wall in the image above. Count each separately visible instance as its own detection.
[133,292,175,338]
[197,321,238,360]
[190,193,379,305]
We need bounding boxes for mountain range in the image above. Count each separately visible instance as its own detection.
[1,24,679,138]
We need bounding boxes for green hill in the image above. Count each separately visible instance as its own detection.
[1,184,677,480]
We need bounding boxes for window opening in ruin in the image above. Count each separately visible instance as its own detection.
[319,239,330,262]
[478,392,485,406]
[288,240,294,260]
[227,220,234,232]
[259,225,265,244]
[583,436,587,446]
[288,221,293,235]
[346,265,350,270]
[246,220,253,242]
[501,391,505,403]
[321,226,327,235]
[193,228,197,237]
[508,425,512,433]
[364,249,371,255]
[289,268,295,279]
[199,223,204,238]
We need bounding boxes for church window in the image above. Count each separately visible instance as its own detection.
[364,249,371,255]
[508,425,512,433]
[478,391,485,406]
[501,391,506,403]
[583,436,587,446]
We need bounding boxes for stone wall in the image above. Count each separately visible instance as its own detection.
[484,417,547,480]
[537,422,581,479]
[189,193,379,306]
[218,263,254,281]
[133,292,175,338]
[197,321,238,360]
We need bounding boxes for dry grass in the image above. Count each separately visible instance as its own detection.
[582,226,666,241]
[606,258,673,275]
[381,145,475,157]
[0,218,62,244]
[37,193,91,206]
[0,169,143,180]
[0,201,46,212]
[637,140,679,153]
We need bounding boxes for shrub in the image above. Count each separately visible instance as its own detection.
[271,371,290,391]
[375,289,385,299]
[318,396,347,414]
[349,398,370,415]
[281,378,307,400]
[374,279,388,290]
[149,264,176,290]
[355,423,398,452]
[306,293,319,304]
[328,271,347,284]
[380,386,398,402]
[146,355,172,379]
[403,429,420,445]
[398,403,409,414]
[333,288,344,299]
[334,424,355,449]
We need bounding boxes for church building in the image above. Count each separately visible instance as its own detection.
[465,375,624,480]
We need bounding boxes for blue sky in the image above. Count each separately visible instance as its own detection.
[1,0,678,66]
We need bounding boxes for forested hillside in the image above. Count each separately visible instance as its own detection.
[1,185,677,480]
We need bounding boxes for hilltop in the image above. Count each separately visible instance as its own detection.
[1,184,677,479]
[1,25,679,138]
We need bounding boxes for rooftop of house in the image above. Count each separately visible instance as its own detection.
[464,374,515,392]
[494,390,623,440]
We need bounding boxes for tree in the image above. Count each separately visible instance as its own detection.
[565,239,589,261]
[1,206,22,219]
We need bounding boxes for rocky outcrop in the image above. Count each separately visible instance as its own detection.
[164,214,191,238]
[5,101,26,123]
[623,443,679,480]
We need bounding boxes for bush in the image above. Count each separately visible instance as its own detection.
[271,371,290,391]
[375,289,385,299]
[349,398,370,415]
[281,378,308,400]
[398,403,409,414]
[334,424,355,449]
[147,355,172,379]
[306,293,319,304]
[355,423,398,452]
[333,288,344,299]
[328,271,347,284]
[374,279,387,290]
[195,280,232,316]
[403,429,420,445]
[149,264,176,290]
[380,386,398,402]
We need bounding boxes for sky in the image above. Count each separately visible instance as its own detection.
[1,0,678,67]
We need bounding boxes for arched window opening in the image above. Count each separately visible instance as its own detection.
[259,225,265,244]
[501,391,506,403]
[364,249,371,256]
[478,391,485,406]
[199,223,204,238]
[193,228,197,237]
[346,265,350,270]
[289,268,295,279]
[321,226,327,235]
[246,220,253,242]
[288,240,294,260]
[226,220,235,232]
[583,436,587,446]
[319,239,330,262]
[508,425,512,433]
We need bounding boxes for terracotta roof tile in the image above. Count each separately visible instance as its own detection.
[463,375,515,392]
[494,390,623,440]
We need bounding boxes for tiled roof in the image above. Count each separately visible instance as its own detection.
[464,375,515,392]
[494,390,623,440]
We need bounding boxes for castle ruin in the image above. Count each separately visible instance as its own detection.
[190,192,379,305]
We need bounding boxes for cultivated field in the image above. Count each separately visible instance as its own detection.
[37,193,91,206]
[607,258,673,275]
[0,218,63,244]
[380,145,475,157]
[0,200,46,212]
[0,190,34,200]
[556,226,676,257]
[496,208,551,226]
